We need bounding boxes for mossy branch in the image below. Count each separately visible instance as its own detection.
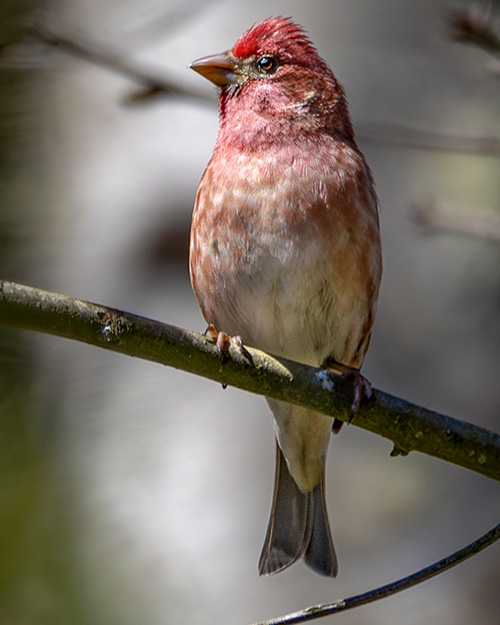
[1,279,499,482]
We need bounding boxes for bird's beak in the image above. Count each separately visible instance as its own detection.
[189,51,238,88]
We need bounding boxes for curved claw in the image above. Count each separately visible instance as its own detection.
[235,336,254,366]
[323,359,372,432]
[204,325,254,366]
[344,368,372,422]
[216,332,231,362]
[204,324,230,361]
[204,323,218,340]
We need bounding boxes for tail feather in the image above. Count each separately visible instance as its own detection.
[258,442,337,577]
[305,474,338,576]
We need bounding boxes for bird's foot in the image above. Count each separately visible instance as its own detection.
[340,366,372,423]
[204,324,230,362]
[204,324,254,366]
[324,359,372,432]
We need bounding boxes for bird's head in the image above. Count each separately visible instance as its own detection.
[190,17,354,146]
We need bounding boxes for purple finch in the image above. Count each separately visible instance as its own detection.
[189,17,382,577]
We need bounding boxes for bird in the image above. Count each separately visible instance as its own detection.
[188,17,382,577]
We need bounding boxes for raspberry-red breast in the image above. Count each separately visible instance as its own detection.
[189,17,382,577]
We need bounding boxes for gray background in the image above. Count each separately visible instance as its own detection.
[1,1,499,623]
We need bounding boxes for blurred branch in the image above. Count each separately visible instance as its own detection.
[448,4,500,57]
[1,280,500,482]
[23,21,500,152]
[447,3,500,76]
[30,21,213,103]
[356,122,500,156]
[410,198,500,242]
[251,520,500,625]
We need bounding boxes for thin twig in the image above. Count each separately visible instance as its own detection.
[26,21,500,153]
[30,21,213,103]
[0,280,499,482]
[250,520,500,625]
[447,4,500,56]
[356,121,500,156]
[410,198,500,242]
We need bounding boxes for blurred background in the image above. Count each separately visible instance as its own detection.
[1,0,499,623]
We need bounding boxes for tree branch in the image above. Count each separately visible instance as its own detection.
[1,280,499,482]
[30,21,213,103]
[447,3,500,76]
[409,198,500,242]
[250,520,500,625]
[355,121,500,157]
[24,21,500,154]
[447,4,500,57]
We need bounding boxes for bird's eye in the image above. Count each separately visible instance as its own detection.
[256,55,278,74]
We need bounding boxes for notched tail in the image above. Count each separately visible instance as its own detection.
[258,443,337,577]
[304,475,338,576]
